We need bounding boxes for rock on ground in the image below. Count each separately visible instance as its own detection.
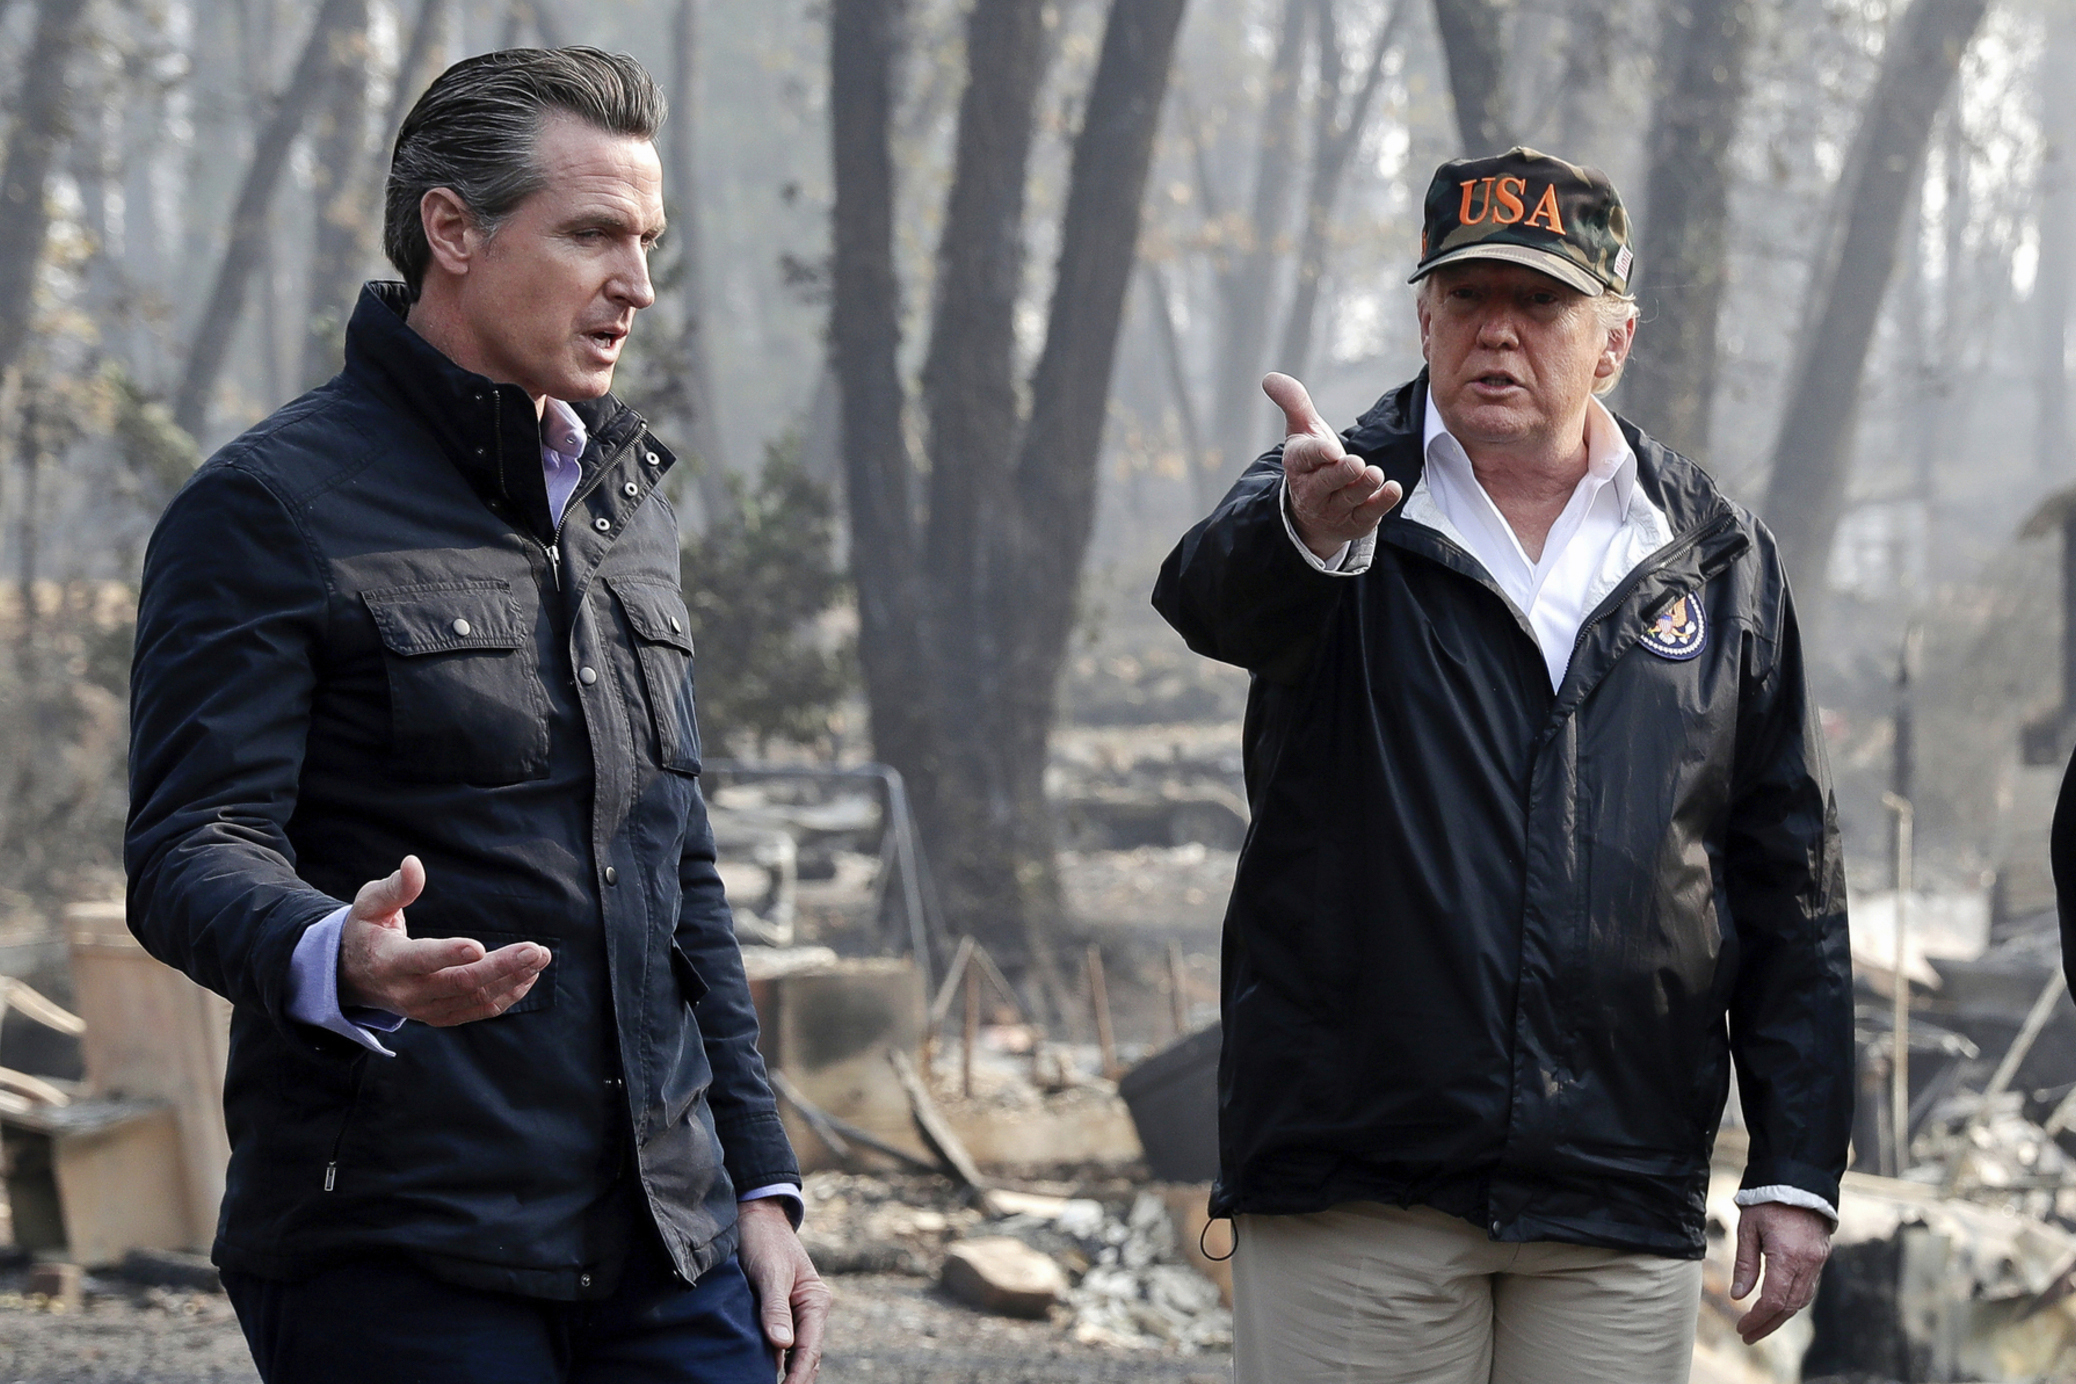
[941,1236,1068,1318]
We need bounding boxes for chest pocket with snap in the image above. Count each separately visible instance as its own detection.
[608,577,701,776]
[361,581,548,784]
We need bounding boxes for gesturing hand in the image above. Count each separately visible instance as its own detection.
[1266,371,1401,561]
[1731,1202,1832,1344]
[337,855,550,1025]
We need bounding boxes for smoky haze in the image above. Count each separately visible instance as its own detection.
[0,0,2066,982]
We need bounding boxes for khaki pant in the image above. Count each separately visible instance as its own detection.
[1232,1203,1703,1384]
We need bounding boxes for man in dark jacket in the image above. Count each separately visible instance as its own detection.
[1153,149,1852,1382]
[124,48,826,1383]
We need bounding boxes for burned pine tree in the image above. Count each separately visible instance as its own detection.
[0,0,90,387]
[1429,0,1512,154]
[1759,0,1992,601]
[172,0,364,441]
[1618,0,1758,464]
[829,0,1191,990]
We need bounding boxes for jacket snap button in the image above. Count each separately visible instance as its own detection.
[579,666,598,685]
[474,446,485,456]
[669,616,681,633]
[594,517,611,532]
[451,618,471,637]
[579,1273,592,1288]
[604,866,617,885]
[623,482,639,498]
[644,451,660,465]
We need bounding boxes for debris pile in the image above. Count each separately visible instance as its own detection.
[797,1172,1233,1354]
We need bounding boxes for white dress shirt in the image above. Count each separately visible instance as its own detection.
[1279,391,1837,1224]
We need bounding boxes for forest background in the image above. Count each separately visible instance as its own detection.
[0,0,2068,1003]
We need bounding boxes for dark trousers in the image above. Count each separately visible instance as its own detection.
[223,1240,772,1384]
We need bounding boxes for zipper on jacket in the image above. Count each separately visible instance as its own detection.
[324,1058,369,1192]
[527,422,647,597]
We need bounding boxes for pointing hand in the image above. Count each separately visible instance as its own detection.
[1266,372,1401,561]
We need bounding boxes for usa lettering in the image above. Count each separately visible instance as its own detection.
[1457,178,1566,234]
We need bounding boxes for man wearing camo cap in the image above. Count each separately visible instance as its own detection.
[1153,148,1852,1382]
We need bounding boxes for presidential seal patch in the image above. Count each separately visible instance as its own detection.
[1640,594,1706,661]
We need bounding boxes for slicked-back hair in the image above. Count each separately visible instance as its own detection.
[384,46,665,296]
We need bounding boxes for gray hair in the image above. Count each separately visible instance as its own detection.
[1414,273,1638,397]
[384,47,665,296]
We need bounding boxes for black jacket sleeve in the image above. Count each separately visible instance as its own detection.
[1723,541,1855,1211]
[675,783,799,1203]
[1151,447,1354,681]
[125,464,347,1038]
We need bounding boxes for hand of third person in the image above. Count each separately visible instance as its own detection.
[337,855,550,1024]
[1265,371,1401,561]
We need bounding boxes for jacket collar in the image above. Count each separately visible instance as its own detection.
[341,282,658,538]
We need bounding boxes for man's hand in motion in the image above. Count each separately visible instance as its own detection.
[1731,1202,1832,1344]
[338,855,550,1024]
[739,1197,831,1383]
[1265,371,1402,561]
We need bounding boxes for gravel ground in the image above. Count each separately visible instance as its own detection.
[0,1266,1231,1383]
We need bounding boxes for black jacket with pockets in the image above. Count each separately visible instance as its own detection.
[1152,374,1852,1258]
[125,283,797,1297]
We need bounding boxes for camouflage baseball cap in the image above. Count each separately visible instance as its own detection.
[1409,147,1633,297]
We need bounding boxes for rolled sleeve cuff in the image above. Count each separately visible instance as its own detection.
[286,906,404,1057]
[1279,478,1373,575]
[1734,1184,1839,1226]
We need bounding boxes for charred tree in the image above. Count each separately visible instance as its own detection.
[1273,0,1404,383]
[1431,0,1512,154]
[665,0,730,515]
[1760,0,1990,600]
[300,0,373,391]
[1619,0,1758,462]
[828,0,934,796]
[0,0,89,386]
[2036,7,2074,475]
[174,0,363,440]
[829,0,1190,978]
[915,0,1050,858]
[1202,0,1308,508]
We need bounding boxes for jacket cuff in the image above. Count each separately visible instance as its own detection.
[1734,1184,1838,1227]
[1279,479,1374,575]
[1737,1154,1842,1218]
[718,1109,800,1198]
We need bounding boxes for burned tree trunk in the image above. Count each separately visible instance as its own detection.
[665,0,730,516]
[0,0,89,386]
[299,0,372,391]
[914,0,1050,906]
[173,0,361,441]
[828,0,934,792]
[966,0,1190,966]
[1273,0,1403,383]
[1203,0,1308,507]
[1619,0,1757,462]
[1760,0,1990,600]
[2036,7,2075,475]
[829,0,1189,981]
[1430,0,1512,154]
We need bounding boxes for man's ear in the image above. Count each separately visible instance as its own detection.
[1597,315,1636,381]
[420,187,477,279]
